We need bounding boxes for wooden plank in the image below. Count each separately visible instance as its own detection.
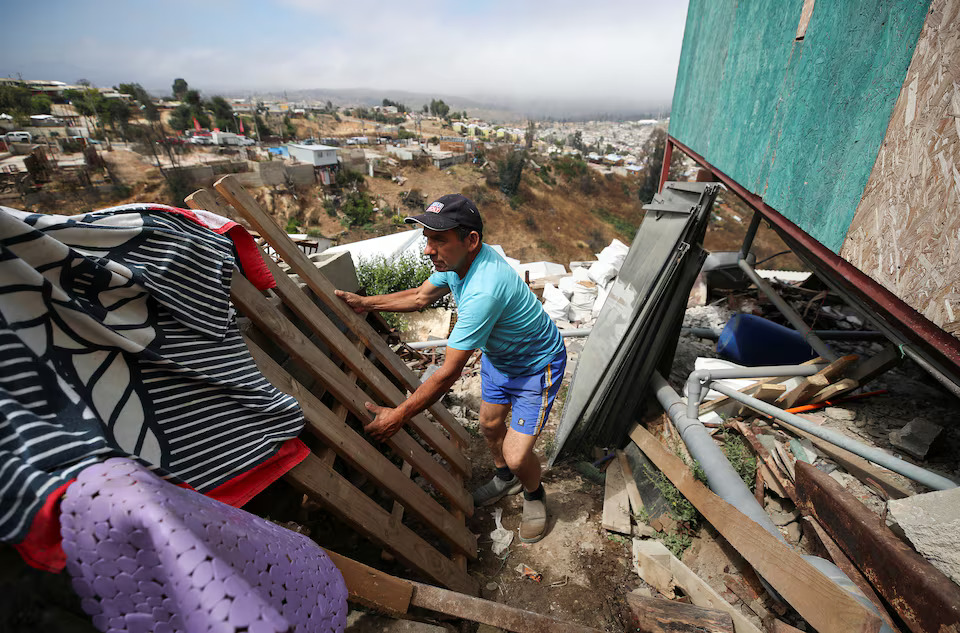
[794,461,960,633]
[776,424,911,499]
[734,422,796,502]
[723,575,770,621]
[633,539,761,633]
[382,461,414,562]
[632,538,677,599]
[798,518,902,633]
[626,593,734,633]
[735,383,786,416]
[212,175,471,447]
[409,580,604,633]
[254,242,470,477]
[846,347,901,386]
[809,378,858,405]
[630,424,883,633]
[776,355,859,409]
[233,275,474,518]
[321,548,413,616]
[617,449,645,517]
[246,338,478,558]
[602,457,631,534]
[284,453,477,595]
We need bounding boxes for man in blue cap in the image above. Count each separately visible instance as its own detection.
[335,193,566,543]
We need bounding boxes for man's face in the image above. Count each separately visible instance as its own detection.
[423,228,475,273]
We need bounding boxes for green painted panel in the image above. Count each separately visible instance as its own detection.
[669,0,929,253]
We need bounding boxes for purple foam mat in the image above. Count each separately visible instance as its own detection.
[60,458,347,633]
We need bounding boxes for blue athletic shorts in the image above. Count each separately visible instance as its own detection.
[480,348,567,436]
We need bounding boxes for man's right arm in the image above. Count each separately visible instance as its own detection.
[335,280,449,314]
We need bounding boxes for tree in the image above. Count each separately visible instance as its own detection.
[208,95,234,131]
[568,130,585,152]
[637,127,682,203]
[30,95,52,115]
[498,149,525,196]
[429,99,450,119]
[525,120,536,150]
[169,104,192,131]
[119,82,158,122]
[422,104,428,114]
[172,78,188,100]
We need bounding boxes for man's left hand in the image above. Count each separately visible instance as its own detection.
[363,402,405,441]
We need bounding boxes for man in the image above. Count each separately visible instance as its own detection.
[334,194,565,543]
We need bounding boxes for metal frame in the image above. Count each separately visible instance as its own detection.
[662,135,960,393]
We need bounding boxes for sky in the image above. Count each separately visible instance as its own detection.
[2,0,689,113]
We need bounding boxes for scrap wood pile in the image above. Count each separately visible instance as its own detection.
[599,352,960,633]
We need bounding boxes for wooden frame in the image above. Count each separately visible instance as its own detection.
[185,179,478,595]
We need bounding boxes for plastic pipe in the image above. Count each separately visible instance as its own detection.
[685,364,825,422]
[709,381,957,490]
[651,372,893,630]
[406,327,592,350]
[737,259,839,362]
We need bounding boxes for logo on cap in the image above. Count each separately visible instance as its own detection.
[426,201,444,214]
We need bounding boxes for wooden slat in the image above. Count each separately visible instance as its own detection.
[284,453,477,594]
[213,175,471,447]
[246,338,478,558]
[409,581,604,633]
[735,383,786,417]
[734,422,796,502]
[626,593,735,633]
[633,539,761,633]
[630,424,884,633]
[776,355,859,409]
[847,347,901,386]
[809,378,858,405]
[256,245,470,477]
[698,358,824,416]
[321,548,413,616]
[233,275,473,517]
[602,457,631,534]
[617,449,645,517]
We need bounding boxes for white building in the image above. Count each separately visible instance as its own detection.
[288,143,339,167]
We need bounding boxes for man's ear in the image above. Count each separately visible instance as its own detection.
[469,231,481,250]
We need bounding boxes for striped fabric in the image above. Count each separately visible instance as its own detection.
[0,205,304,545]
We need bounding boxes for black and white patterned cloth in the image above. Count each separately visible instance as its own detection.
[0,205,304,546]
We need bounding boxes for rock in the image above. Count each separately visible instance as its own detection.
[889,418,943,460]
[824,407,857,421]
[785,521,802,544]
[887,487,960,585]
[629,587,654,599]
[770,509,800,526]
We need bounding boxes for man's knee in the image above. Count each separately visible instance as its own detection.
[478,403,509,431]
[502,436,536,472]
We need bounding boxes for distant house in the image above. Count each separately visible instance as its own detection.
[428,150,467,169]
[587,152,602,163]
[288,143,339,167]
[603,153,624,166]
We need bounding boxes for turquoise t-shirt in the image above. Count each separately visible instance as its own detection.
[429,244,564,377]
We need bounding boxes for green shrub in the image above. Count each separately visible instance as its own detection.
[552,155,588,180]
[340,191,375,227]
[356,251,441,330]
[592,207,638,238]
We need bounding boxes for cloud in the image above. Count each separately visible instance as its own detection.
[1,0,688,110]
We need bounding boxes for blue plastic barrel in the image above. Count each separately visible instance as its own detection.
[716,313,817,366]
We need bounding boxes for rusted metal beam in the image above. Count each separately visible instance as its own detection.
[795,461,960,633]
[658,137,673,193]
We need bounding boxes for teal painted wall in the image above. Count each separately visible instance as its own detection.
[669,0,930,253]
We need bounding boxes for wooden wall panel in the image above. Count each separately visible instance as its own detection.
[841,0,960,338]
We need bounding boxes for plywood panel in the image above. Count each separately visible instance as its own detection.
[840,0,960,338]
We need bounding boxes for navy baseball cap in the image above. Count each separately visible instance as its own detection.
[405,193,483,234]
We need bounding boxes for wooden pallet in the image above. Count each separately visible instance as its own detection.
[185,179,478,595]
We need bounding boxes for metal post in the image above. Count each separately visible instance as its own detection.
[657,137,673,193]
[739,211,762,260]
[738,259,839,362]
[709,380,957,490]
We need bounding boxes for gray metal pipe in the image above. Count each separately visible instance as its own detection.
[737,259,839,362]
[681,327,886,342]
[709,380,957,490]
[406,327,593,350]
[651,371,892,630]
[739,212,762,260]
[901,344,960,400]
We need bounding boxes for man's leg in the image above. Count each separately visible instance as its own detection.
[501,429,540,492]
[478,400,511,468]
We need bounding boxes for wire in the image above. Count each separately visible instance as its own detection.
[754,250,792,266]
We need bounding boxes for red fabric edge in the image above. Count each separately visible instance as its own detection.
[15,438,310,573]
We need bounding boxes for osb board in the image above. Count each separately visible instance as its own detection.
[840,0,960,339]
[669,0,930,253]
